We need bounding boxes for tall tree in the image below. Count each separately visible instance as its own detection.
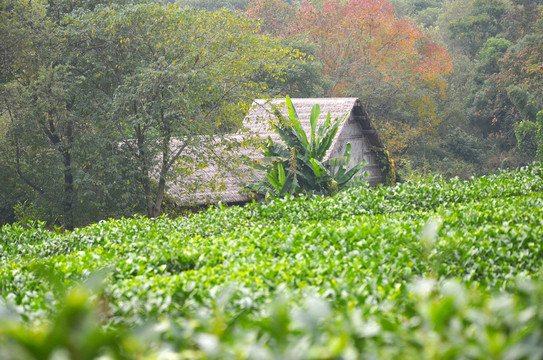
[245,0,298,36]
[448,0,506,58]
[175,0,249,11]
[66,3,298,217]
[0,0,80,228]
[502,0,541,42]
[467,34,543,153]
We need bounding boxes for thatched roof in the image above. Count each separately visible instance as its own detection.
[168,98,385,206]
[165,135,258,205]
[245,97,384,149]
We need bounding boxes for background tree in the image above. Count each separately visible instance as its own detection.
[245,0,298,36]
[0,0,47,224]
[1,0,150,229]
[1,1,301,227]
[0,0,83,229]
[502,0,542,42]
[287,0,453,165]
[448,0,506,59]
[66,3,299,218]
[467,34,543,154]
[175,0,249,11]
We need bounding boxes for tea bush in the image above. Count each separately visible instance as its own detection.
[1,163,543,359]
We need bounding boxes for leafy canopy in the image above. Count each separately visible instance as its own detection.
[63,3,301,218]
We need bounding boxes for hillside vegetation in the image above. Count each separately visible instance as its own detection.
[3,0,541,229]
[1,163,543,359]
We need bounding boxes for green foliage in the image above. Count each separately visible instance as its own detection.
[448,0,506,58]
[246,96,368,197]
[44,0,144,22]
[466,33,543,159]
[516,110,543,160]
[1,0,149,230]
[436,0,542,175]
[259,38,326,98]
[1,164,543,358]
[537,111,543,159]
[443,127,484,164]
[474,37,511,84]
[374,148,396,185]
[64,3,300,218]
[507,85,540,121]
[1,1,300,227]
[0,161,29,226]
[0,0,48,84]
[12,202,48,228]
[175,0,249,11]
[0,284,133,360]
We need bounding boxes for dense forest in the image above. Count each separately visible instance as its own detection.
[1,0,542,229]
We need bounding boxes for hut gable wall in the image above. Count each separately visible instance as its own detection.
[327,101,384,186]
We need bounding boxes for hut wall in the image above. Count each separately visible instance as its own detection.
[329,114,384,186]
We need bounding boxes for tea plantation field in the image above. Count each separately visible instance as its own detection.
[1,164,543,359]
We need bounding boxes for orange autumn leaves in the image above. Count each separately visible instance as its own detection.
[246,0,453,161]
[247,0,452,95]
[292,0,452,96]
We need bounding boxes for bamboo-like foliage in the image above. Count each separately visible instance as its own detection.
[246,96,368,197]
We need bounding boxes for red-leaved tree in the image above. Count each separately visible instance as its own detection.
[247,0,454,161]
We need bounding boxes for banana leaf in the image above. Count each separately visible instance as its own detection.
[285,95,308,147]
[310,104,320,144]
[310,158,329,178]
[335,159,368,187]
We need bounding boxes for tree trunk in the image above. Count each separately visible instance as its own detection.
[134,124,154,217]
[42,110,76,231]
[150,104,170,218]
[151,175,167,218]
[61,122,75,231]
[61,147,74,231]
[149,138,170,218]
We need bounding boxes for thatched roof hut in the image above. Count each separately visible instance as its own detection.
[168,98,387,205]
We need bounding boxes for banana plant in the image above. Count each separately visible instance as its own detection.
[246,95,368,198]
